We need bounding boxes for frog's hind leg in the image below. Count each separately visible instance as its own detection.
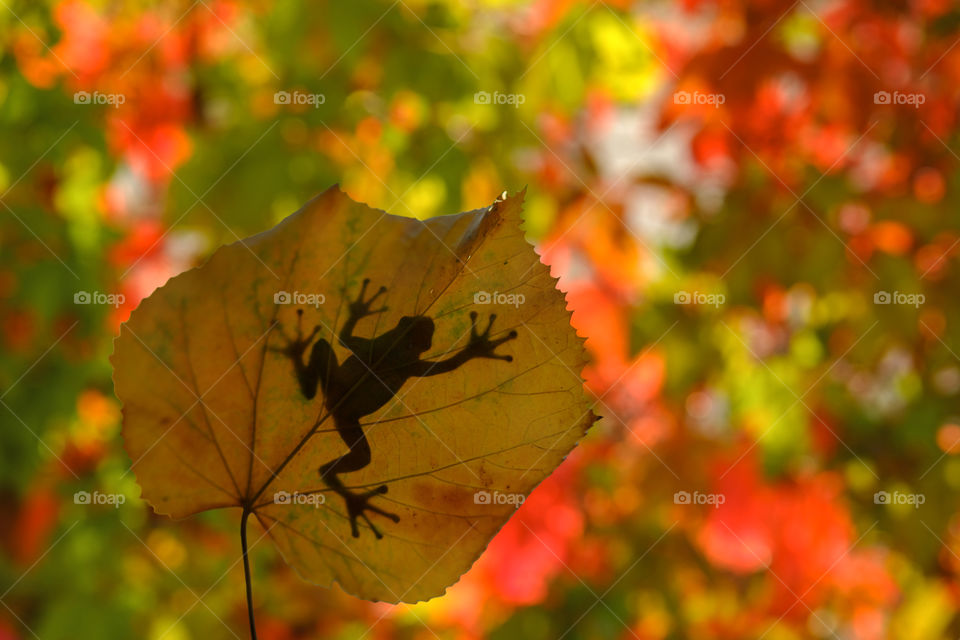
[319,421,399,539]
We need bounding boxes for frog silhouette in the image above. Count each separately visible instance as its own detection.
[272,279,517,538]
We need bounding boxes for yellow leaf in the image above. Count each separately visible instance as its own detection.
[112,186,594,604]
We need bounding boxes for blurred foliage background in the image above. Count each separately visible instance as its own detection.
[3,0,960,638]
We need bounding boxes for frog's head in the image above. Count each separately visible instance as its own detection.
[397,315,435,353]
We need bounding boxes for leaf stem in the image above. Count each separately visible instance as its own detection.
[241,508,258,640]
